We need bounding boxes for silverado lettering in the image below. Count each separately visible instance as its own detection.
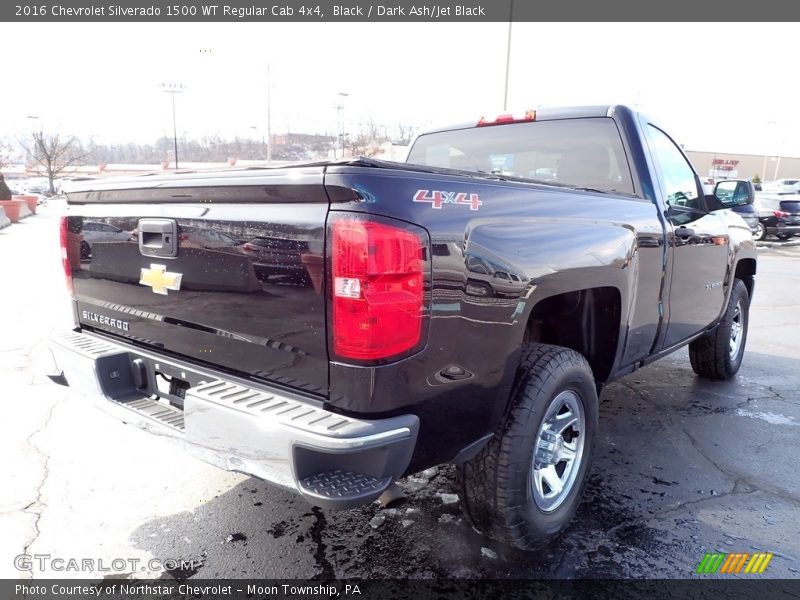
[47,105,756,550]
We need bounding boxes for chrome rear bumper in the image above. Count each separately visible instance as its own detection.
[47,331,418,509]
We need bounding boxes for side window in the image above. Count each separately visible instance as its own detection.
[467,257,489,275]
[647,125,702,212]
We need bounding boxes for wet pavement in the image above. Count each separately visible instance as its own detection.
[2,203,799,579]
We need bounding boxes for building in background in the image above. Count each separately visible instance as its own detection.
[685,150,800,182]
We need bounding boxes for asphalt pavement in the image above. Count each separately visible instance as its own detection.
[2,203,799,579]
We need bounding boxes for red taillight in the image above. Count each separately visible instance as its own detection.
[243,242,258,251]
[774,210,790,218]
[331,218,426,361]
[59,216,75,299]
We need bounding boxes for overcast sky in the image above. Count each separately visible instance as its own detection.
[3,22,799,157]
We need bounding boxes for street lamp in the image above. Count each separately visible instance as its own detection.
[250,125,262,159]
[266,64,272,164]
[503,0,514,111]
[160,82,186,169]
[762,120,777,181]
[26,115,41,172]
[334,92,349,159]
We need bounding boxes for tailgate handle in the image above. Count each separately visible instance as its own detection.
[138,219,178,257]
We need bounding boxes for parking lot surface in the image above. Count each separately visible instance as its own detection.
[2,204,799,579]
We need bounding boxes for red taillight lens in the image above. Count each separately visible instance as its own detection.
[243,242,258,251]
[59,216,75,299]
[331,218,427,361]
[774,210,790,218]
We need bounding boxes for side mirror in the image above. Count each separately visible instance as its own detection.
[714,179,755,207]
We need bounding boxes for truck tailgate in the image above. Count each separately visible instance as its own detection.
[64,169,330,397]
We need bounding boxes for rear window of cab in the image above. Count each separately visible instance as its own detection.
[407,117,635,195]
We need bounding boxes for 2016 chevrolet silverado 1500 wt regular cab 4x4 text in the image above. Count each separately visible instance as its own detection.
[46,105,756,549]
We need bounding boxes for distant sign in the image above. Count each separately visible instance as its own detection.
[710,159,739,179]
[711,159,740,170]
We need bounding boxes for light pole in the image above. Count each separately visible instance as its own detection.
[334,92,349,159]
[250,125,262,159]
[26,115,41,177]
[160,82,185,169]
[503,0,514,111]
[266,64,272,164]
[762,120,777,181]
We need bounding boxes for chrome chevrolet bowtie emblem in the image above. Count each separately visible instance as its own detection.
[139,264,183,295]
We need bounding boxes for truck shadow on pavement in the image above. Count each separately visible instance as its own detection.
[129,350,800,579]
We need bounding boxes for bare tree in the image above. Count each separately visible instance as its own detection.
[396,122,413,145]
[0,139,12,169]
[22,131,91,193]
[348,132,384,158]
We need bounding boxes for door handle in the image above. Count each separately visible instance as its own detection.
[138,218,178,257]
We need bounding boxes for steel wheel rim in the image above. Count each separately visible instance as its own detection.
[729,299,744,360]
[531,390,586,512]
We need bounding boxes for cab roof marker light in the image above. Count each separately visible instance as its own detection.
[476,110,537,127]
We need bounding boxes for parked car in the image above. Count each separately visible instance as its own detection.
[80,221,132,258]
[130,225,240,250]
[772,178,800,193]
[240,236,307,281]
[22,179,50,195]
[731,203,760,236]
[753,195,800,240]
[178,226,240,249]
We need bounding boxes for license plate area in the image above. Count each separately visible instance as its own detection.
[144,359,198,409]
[117,353,208,410]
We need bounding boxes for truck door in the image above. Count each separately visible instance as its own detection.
[644,123,729,348]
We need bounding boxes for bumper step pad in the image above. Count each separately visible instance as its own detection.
[119,397,185,431]
[299,470,391,501]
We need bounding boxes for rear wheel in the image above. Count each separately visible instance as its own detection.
[458,344,598,549]
[689,279,749,380]
[755,222,766,241]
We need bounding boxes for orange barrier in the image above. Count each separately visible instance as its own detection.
[13,195,39,215]
[0,199,31,223]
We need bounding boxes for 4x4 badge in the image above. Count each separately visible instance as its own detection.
[139,264,183,295]
[414,189,482,211]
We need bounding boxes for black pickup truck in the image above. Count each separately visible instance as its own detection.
[46,105,756,549]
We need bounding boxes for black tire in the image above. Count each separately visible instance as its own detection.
[458,344,598,550]
[755,222,766,241]
[465,279,493,298]
[776,233,792,241]
[689,279,749,380]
